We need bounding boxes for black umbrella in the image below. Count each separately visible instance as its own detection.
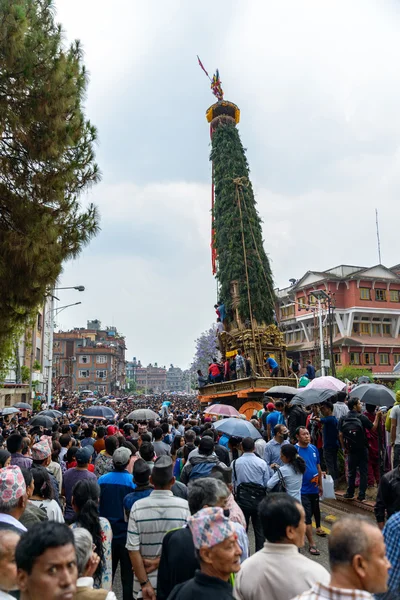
[29,415,54,428]
[294,388,338,407]
[38,410,63,418]
[349,384,395,408]
[83,406,116,419]
[358,376,371,385]
[14,402,32,410]
[265,385,298,399]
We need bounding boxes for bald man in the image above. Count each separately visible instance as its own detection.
[293,516,390,600]
[0,528,20,600]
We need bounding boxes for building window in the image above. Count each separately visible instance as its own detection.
[333,353,342,365]
[360,323,370,335]
[382,324,391,336]
[390,290,400,302]
[37,313,42,330]
[308,294,317,306]
[360,288,371,300]
[96,370,107,379]
[363,353,375,365]
[350,352,360,365]
[79,370,89,378]
[375,289,387,302]
[79,355,89,364]
[35,348,41,362]
[281,305,295,319]
[372,324,380,335]
[352,323,360,335]
[380,353,389,365]
[96,356,107,364]
[294,330,302,342]
[4,395,11,407]
[298,297,306,310]
[394,354,400,365]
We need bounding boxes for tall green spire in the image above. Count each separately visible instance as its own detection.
[210,116,275,327]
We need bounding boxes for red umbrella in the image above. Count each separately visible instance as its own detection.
[204,404,241,418]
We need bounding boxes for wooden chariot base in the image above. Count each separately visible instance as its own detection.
[198,376,296,419]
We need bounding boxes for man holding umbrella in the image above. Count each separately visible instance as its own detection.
[339,397,382,501]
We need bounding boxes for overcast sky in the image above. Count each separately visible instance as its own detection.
[55,0,400,369]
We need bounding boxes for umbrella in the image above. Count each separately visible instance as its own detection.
[204,404,241,418]
[266,385,298,399]
[83,406,116,419]
[38,410,62,418]
[213,417,262,440]
[349,383,395,408]
[30,415,54,428]
[394,361,400,373]
[126,409,159,421]
[294,388,338,407]
[1,407,20,415]
[358,376,371,384]
[306,376,346,392]
[14,402,32,410]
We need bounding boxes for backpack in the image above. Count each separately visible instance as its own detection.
[188,461,215,480]
[341,413,365,450]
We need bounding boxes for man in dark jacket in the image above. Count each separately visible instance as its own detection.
[288,398,307,443]
[180,437,228,484]
[374,465,400,529]
[167,506,241,600]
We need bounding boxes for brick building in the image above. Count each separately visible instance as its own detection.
[277,264,400,379]
[135,362,167,393]
[53,320,126,395]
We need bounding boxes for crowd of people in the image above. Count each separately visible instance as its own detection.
[0,391,398,600]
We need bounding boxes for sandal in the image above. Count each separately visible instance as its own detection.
[316,529,327,537]
[309,546,320,556]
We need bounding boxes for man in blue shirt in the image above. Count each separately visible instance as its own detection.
[99,446,136,600]
[232,437,269,551]
[265,354,279,377]
[306,360,316,380]
[295,426,323,556]
[264,424,290,476]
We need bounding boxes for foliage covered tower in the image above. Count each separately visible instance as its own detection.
[206,99,287,375]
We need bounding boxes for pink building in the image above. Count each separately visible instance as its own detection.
[277,264,400,379]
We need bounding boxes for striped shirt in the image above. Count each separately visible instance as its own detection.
[126,489,190,598]
[333,402,349,421]
[293,582,373,600]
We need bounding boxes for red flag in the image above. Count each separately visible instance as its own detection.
[197,55,210,79]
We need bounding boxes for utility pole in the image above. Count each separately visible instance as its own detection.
[317,297,326,376]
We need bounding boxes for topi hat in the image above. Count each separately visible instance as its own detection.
[188,506,235,549]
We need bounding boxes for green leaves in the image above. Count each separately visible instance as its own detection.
[0,0,100,370]
[211,122,275,326]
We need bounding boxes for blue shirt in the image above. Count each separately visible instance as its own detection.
[232,452,269,489]
[295,443,320,495]
[266,411,283,430]
[99,471,136,540]
[267,357,278,369]
[378,512,400,600]
[123,488,153,518]
[266,463,303,502]
[320,415,339,449]
[306,364,316,380]
[263,439,290,475]
[219,435,230,448]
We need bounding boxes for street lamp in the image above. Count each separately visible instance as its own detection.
[55,286,85,292]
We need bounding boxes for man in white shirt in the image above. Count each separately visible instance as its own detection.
[234,493,329,600]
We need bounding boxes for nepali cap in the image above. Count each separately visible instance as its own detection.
[0,465,26,502]
[188,506,235,550]
[31,440,51,461]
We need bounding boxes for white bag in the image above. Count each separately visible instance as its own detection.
[321,474,335,500]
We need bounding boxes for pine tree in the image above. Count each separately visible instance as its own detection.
[211,121,275,326]
[0,0,100,368]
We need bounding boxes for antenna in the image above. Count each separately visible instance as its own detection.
[375,208,382,264]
